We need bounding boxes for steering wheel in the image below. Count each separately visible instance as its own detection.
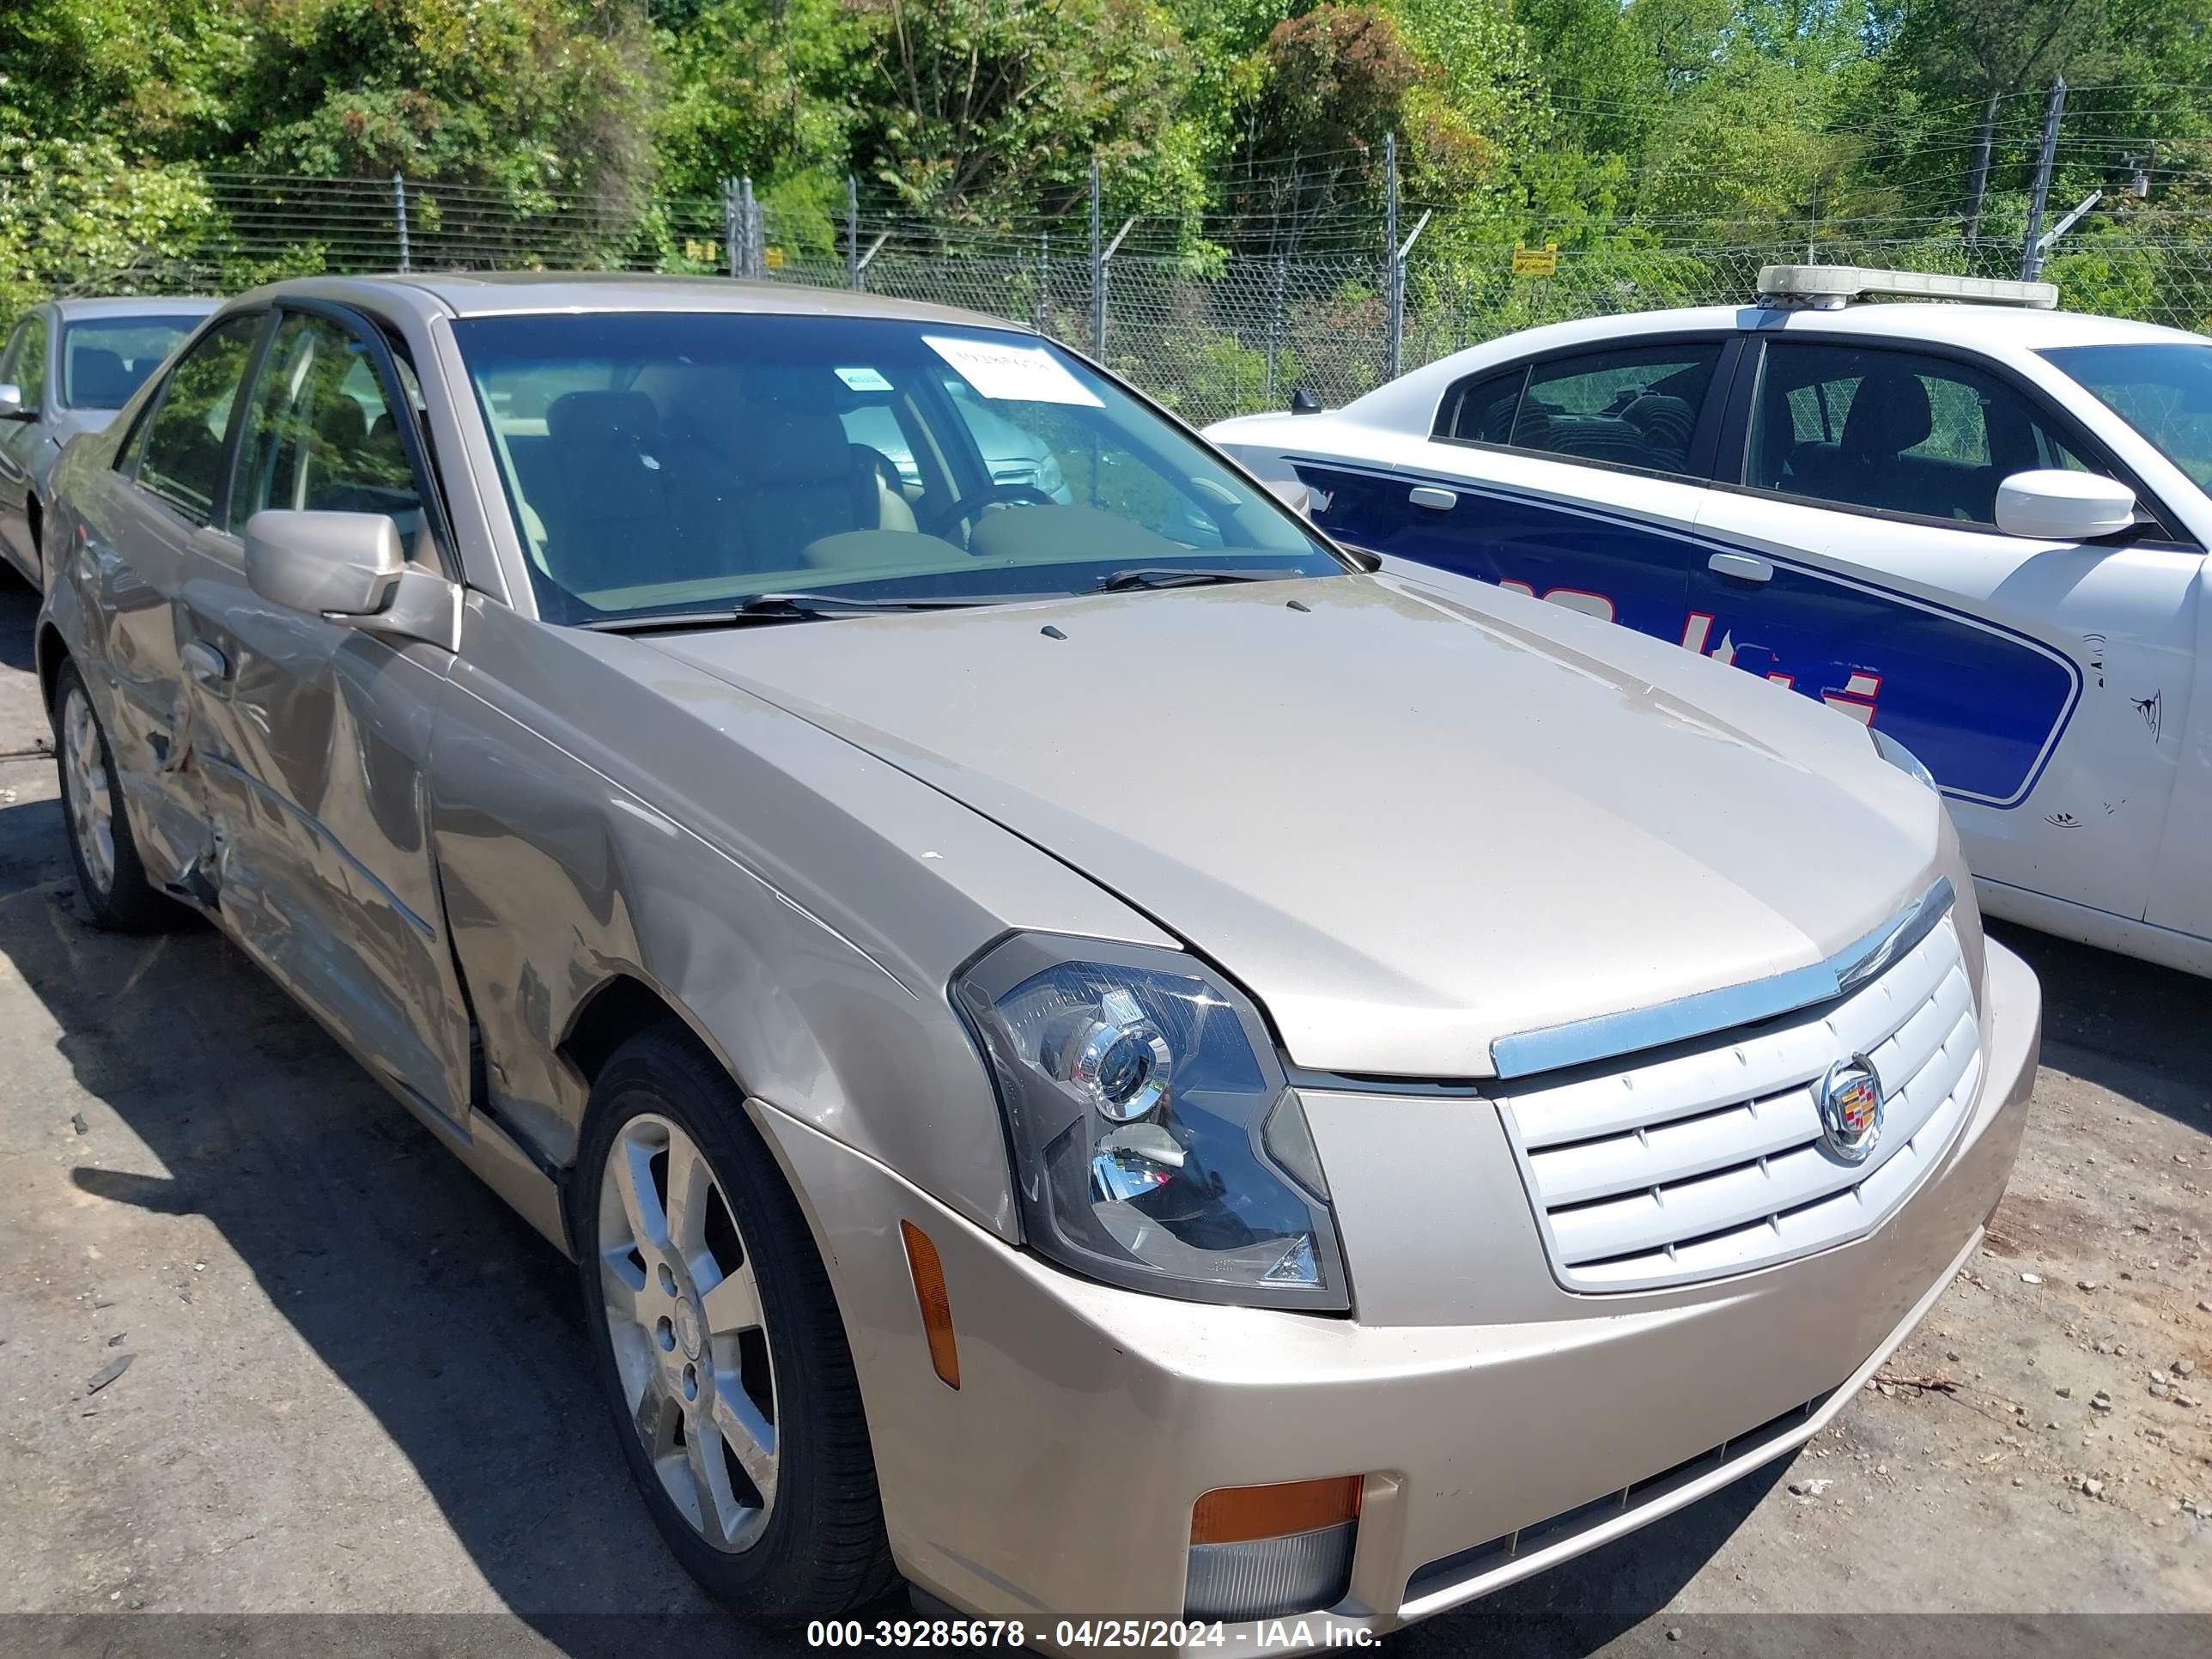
[919,481,1060,538]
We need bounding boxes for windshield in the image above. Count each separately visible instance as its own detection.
[62,315,200,410]
[2043,342,2212,494]
[451,312,1342,623]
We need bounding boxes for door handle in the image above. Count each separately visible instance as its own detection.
[1707,551,1775,583]
[1408,485,1458,512]
[182,640,230,686]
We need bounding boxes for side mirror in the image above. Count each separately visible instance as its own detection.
[1263,477,1313,518]
[1994,470,2138,542]
[244,509,405,617]
[0,383,28,419]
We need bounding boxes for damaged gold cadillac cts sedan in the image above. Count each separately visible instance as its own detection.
[34,275,2039,1650]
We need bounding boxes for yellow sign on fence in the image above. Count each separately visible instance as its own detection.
[1512,242,1559,277]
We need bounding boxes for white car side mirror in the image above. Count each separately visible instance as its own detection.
[1994,469,2137,542]
[0,383,27,419]
[1263,477,1313,518]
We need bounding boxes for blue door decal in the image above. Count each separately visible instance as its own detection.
[1297,460,1694,639]
[1684,556,2079,808]
[1304,459,2080,810]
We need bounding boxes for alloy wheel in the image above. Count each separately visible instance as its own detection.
[597,1111,779,1553]
[60,684,116,898]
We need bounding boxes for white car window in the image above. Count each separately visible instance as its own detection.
[1437,343,1722,477]
[1747,343,2100,526]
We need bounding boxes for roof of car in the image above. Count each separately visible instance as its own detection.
[240,270,1034,333]
[47,295,222,321]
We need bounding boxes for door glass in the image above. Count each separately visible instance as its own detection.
[1435,366,1526,444]
[137,315,263,525]
[231,313,422,541]
[1747,343,2106,526]
[8,318,48,408]
[1507,344,1721,476]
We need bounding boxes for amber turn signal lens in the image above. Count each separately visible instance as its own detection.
[1190,1474,1363,1545]
[899,1220,960,1390]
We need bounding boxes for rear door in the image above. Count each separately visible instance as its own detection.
[1308,337,1735,634]
[177,303,475,1122]
[1692,335,2201,921]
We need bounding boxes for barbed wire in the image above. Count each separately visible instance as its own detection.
[20,150,2212,431]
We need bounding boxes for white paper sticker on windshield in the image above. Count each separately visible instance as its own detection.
[835,365,893,392]
[923,335,1103,407]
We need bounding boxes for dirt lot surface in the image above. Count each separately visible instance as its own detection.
[0,574,2207,1657]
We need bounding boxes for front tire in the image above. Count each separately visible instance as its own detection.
[575,1024,898,1620]
[53,660,171,932]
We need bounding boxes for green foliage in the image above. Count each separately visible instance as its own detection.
[8,0,2212,371]
[843,0,1202,222]
[232,1,659,199]
[0,135,216,321]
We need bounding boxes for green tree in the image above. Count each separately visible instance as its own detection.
[227,1,659,201]
[842,0,1200,222]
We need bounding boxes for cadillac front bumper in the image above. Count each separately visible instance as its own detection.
[754,938,2039,1651]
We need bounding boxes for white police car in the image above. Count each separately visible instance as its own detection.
[1207,266,2212,977]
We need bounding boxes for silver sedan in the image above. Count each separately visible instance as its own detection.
[34,275,2039,1648]
[0,295,216,588]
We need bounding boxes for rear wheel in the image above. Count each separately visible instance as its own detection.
[575,1025,898,1620]
[53,661,170,932]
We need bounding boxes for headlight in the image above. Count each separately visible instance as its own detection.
[1871,727,1938,792]
[955,935,1347,1310]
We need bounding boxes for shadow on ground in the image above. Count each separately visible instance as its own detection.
[0,776,1791,1655]
[1989,921,2212,1139]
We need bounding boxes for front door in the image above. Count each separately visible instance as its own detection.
[0,311,50,580]
[79,312,269,885]
[1692,336,2201,923]
[179,305,474,1121]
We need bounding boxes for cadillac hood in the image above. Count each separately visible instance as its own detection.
[648,571,1947,1079]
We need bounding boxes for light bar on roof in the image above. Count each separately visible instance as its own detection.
[1757,264,2059,311]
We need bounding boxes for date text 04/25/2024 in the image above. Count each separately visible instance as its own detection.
[805,1619,1382,1649]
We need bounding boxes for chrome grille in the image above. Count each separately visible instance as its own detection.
[1500,914,1980,1293]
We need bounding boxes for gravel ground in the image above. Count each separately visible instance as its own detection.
[0,574,2206,1657]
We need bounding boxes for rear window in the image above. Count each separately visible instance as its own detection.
[64,316,201,409]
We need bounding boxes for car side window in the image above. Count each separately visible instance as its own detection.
[1434,366,1527,446]
[1504,343,1721,477]
[3,315,49,409]
[135,315,264,526]
[1746,342,2107,527]
[230,312,423,545]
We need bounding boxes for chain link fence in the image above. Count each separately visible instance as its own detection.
[20,168,2212,428]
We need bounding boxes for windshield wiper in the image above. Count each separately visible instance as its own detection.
[580,591,1010,633]
[1092,566,1310,593]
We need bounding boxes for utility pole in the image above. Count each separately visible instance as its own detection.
[1090,159,1105,356]
[1383,131,1401,379]
[1964,89,1999,245]
[2021,76,2066,282]
[846,175,860,291]
[722,178,741,277]
[739,176,760,277]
